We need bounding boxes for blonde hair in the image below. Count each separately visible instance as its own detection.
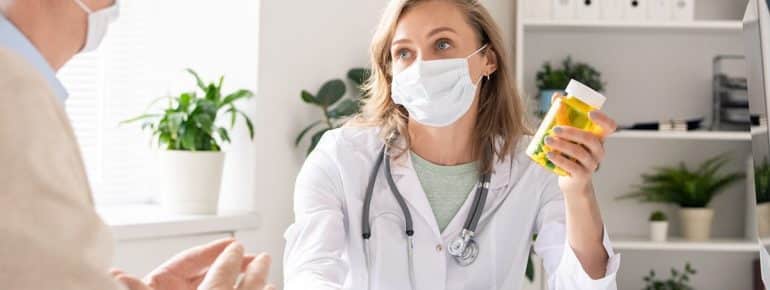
[350,0,531,174]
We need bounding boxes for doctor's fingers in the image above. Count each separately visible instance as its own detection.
[551,126,605,162]
[587,110,618,137]
[238,253,274,290]
[198,242,245,290]
[545,136,599,173]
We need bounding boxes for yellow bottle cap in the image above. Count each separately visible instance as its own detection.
[565,79,606,109]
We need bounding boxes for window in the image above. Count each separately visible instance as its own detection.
[59,0,258,205]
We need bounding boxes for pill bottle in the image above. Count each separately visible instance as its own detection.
[525,79,607,176]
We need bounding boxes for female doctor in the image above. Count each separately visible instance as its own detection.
[283,0,621,289]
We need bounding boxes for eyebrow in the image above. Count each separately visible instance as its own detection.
[391,26,458,47]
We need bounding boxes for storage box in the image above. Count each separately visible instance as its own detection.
[624,0,647,21]
[601,0,624,20]
[524,0,553,20]
[647,0,671,21]
[671,0,694,21]
[553,0,576,19]
[576,0,602,20]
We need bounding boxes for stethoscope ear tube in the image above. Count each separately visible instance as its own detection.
[361,145,385,240]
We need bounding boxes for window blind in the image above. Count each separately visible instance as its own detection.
[58,0,259,205]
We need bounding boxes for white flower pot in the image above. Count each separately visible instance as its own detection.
[649,221,669,242]
[679,207,714,241]
[157,150,225,214]
[758,202,770,237]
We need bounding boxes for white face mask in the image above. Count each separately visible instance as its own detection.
[73,0,120,53]
[390,44,488,127]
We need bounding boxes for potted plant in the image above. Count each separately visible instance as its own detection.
[642,262,697,290]
[649,210,669,242]
[122,69,254,214]
[296,67,370,154]
[755,157,770,236]
[617,154,744,241]
[535,56,604,116]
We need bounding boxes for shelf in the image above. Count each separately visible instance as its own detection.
[522,19,742,33]
[613,236,758,252]
[609,130,750,141]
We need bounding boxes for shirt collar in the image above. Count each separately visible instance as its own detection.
[0,13,68,102]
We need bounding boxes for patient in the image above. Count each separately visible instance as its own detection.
[0,1,272,289]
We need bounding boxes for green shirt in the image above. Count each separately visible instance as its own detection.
[410,151,480,233]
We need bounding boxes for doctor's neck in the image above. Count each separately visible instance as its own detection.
[3,1,87,71]
[408,99,479,166]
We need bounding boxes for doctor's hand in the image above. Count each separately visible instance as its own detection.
[111,238,275,290]
[545,93,617,197]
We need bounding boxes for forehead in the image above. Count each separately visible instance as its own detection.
[392,1,476,43]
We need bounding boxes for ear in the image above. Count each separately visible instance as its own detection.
[482,47,498,76]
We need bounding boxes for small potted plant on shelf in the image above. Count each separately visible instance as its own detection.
[535,56,604,116]
[755,157,770,237]
[642,262,697,290]
[617,154,744,241]
[122,69,255,214]
[649,210,669,242]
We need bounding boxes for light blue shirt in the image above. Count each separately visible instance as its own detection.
[0,13,68,101]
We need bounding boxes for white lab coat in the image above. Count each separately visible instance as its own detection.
[283,126,621,290]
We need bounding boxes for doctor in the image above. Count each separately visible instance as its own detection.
[283,0,621,289]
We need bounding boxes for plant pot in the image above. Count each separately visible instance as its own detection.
[157,150,225,214]
[649,221,669,242]
[679,207,714,241]
[539,89,563,115]
[758,202,770,237]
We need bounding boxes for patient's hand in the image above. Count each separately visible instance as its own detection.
[111,238,274,290]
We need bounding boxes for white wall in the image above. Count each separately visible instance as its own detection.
[252,0,515,286]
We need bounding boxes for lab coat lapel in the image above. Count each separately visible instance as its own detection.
[440,141,516,241]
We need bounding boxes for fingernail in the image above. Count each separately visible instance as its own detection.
[545,136,554,145]
[546,152,555,159]
[552,126,563,134]
[589,111,599,119]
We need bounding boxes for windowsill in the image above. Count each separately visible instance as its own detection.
[97,204,261,241]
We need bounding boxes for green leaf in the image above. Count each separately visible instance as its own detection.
[301,90,317,104]
[193,113,213,134]
[120,114,160,125]
[220,89,254,108]
[316,79,346,106]
[217,127,231,143]
[525,254,535,282]
[347,68,371,86]
[328,98,360,118]
[307,128,330,155]
[186,68,208,92]
[295,120,322,146]
[239,111,254,139]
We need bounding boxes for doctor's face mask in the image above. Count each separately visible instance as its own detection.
[390,44,488,127]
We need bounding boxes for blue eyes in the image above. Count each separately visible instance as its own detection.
[436,40,451,50]
[394,39,453,61]
[397,49,411,60]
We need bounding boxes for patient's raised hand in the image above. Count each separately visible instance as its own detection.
[111,238,274,290]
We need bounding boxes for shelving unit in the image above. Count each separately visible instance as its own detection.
[613,236,758,252]
[515,1,753,289]
[610,130,751,141]
[522,19,742,33]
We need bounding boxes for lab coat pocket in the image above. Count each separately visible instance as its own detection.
[367,211,412,290]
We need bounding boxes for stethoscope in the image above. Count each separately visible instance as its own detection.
[360,134,491,290]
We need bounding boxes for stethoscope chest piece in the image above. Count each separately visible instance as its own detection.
[451,238,478,266]
[448,229,479,266]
